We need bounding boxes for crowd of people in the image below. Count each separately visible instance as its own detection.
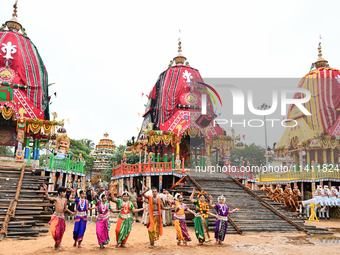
[42,183,239,250]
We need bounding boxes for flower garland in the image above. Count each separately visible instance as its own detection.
[188,127,199,138]
[42,123,52,134]
[2,107,13,120]
[198,201,209,218]
[28,123,41,134]
[162,135,172,146]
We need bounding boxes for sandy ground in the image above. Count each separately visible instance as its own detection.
[1,216,340,255]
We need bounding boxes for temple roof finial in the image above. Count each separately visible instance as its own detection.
[12,0,18,19]
[314,41,328,68]
[173,30,187,65]
[4,1,23,33]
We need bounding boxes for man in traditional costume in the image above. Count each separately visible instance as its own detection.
[141,186,171,248]
[110,191,144,248]
[190,188,217,245]
[43,184,73,250]
[168,193,196,246]
[209,194,239,245]
[69,189,89,248]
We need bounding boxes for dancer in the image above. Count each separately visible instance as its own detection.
[209,194,239,245]
[69,189,89,248]
[94,193,119,249]
[43,184,73,250]
[110,191,144,248]
[190,188,217,245]
[141,186,171,249]
[168,193,196,246]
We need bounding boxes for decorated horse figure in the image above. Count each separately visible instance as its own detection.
[265,185,275,200]
[283,186,296,209]
[273,185,284,203]
[292,187,303,214]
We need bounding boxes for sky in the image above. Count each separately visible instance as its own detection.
[1,0,340,148]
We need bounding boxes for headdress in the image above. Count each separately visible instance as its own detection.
[197,190,206,198]
[77,189,84,197]
[99,193,106,201]
[174,193,182,200]
[122,191,130,197]
[218,194,226,202]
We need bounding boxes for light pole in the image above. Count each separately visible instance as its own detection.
[257,103,271,170]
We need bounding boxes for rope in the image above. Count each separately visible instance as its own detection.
[187,175,243,235]
[0,165,26,240]
[232,178,311,235]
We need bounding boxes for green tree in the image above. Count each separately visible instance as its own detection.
[108,145,140,167]
[69,139,96,174]
[0,146,14,156]
[79,139,95,150]
[229,143,271,167]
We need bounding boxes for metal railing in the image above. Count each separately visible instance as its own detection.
[49,154,84,173]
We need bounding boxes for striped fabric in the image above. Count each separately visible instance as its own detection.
[0,31,49,119]
[288,67,340,134]
[151,65,214,129]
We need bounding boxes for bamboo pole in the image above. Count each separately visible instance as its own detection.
[0,164,26,241]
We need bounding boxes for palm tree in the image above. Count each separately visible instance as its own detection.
[79,139,95,150]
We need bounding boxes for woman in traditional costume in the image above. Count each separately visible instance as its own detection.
[110,191,144,248]
[69,189,89,248]
[209,194,239,245]
[94,193,119,249]
[168,193,196,246]
[190,188,218,245]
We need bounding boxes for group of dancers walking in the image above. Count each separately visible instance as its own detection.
[42,183,239,250]
[302,185,340,219]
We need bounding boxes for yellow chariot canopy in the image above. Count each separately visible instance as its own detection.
[277,117,317,148]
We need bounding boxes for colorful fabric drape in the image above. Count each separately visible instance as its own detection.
[73,198,88,243]
[115,199,134,244]
[288,67,340,134]
[49,212,66,245]
[172,201,191,242]
[193,200,210,243]
[96,201,111,245]
[0,32,49,111]
[214,204,229,242]
[147,196,163,244]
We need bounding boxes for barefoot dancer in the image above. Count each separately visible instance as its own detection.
[43,184,73,250]
[209,194,239,245]
[110,191,144,248]
[94,193,119,249]
[168,193,196,246]
[69,189,88,248]
[141,186,171,248]
[190,188,217,246]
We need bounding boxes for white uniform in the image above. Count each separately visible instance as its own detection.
[336,191,340,205]
[329,190,338,206]
[302,189,322,207]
